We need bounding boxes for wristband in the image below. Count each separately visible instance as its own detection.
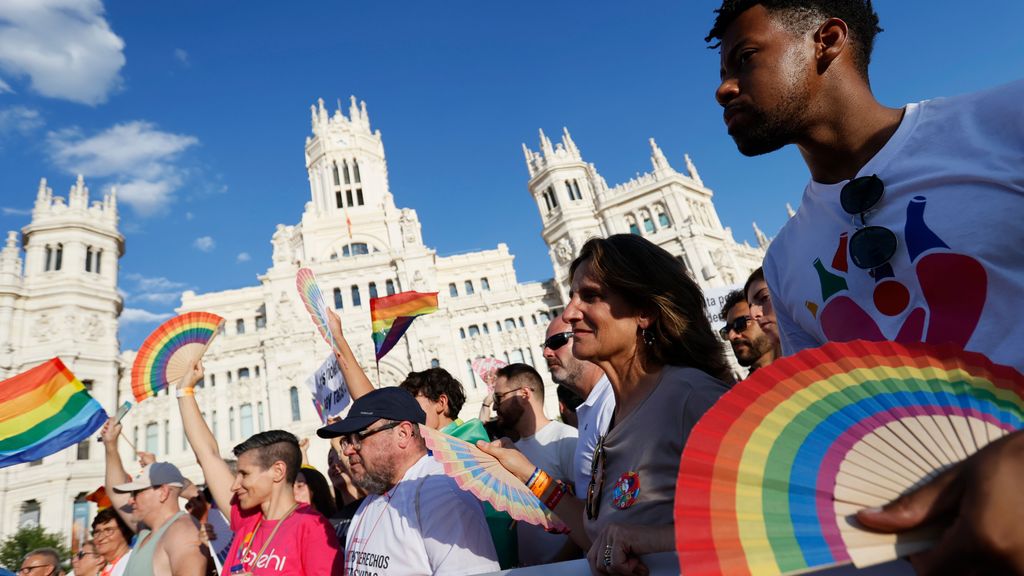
[525,467,541,489]
[175,387,195,398]
[529,470,552,498]
[543,480,568,511]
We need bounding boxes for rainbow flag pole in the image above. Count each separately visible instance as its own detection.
[0,358,108,468]
[369,291,439,373]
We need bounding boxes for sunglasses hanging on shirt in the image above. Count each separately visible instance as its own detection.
[840,174,898,270]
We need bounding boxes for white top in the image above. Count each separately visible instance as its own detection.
[764,79,1024,371]
[345,454,499,576]
[573,375,615,495]
[514,420,578,566]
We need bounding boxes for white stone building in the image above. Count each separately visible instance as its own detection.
[0,97,766,544]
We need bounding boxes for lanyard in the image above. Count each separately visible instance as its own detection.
[234,504,299,573]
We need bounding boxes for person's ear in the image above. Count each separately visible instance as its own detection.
[436,394,449,417]
[272,460,288,483]
[815,17,850,71]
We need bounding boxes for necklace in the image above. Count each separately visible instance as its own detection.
[234,503,299,573]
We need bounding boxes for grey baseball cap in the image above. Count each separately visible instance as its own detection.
[112,462,186,493]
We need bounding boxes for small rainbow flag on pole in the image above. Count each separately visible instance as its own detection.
[0,358,108,468]
[370,291,439,362]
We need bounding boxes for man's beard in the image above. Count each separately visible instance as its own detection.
[729,73,810,157]
[354,456,397,495]
[733,333,774,366]
[549,359,584,391]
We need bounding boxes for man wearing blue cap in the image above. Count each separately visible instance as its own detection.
[318,387,499,576]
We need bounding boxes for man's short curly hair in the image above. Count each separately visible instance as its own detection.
[399,368,466,419]
[706,0,882,79]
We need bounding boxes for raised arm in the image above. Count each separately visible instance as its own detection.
[100,418,138,531]
[176,360,235,514]
[326,308,374,400]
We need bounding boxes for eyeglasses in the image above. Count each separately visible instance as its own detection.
[91,526,119,538]
[585,434,606,520]
[75,551,100,560]
[129,485,159,499]
[492,387,524,405]
[841,174,898,269]
[541,332,573,351]
[340,421,402,451]
[718,316,753,340]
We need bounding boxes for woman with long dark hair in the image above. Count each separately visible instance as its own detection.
[482,234,731,574]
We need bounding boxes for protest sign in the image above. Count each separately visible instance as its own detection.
[305,354,350,423]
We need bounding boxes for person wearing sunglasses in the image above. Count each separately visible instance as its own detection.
[708,2,1024,573]
[90,508,133,576]
[480,234,731,574]
[317,387,499,576]
[71,542,106,576]
[18,548,63,576]
[719,288,777,376]
[542,317,616,499]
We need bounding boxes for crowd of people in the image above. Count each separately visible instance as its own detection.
[12,0,1023,574]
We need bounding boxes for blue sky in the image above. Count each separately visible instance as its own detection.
[1,1,1021,351]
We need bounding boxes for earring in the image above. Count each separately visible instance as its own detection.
[641,327,655,346]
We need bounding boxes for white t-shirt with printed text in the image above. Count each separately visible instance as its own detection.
[344,454,499,576]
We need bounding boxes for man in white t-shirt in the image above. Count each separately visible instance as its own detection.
[317,387,499,576]
[493,363,578,566]
[542,317,615,494]
[706,1,1024,572]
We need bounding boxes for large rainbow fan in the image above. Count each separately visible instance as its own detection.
[131,312,224,401]
[675,340,1024,575]
[295,268,340,354]
[419,424,567,532]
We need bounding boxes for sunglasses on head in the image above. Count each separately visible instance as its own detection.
[841,174,898,270]
[541,332,573,351]
[718,316,753,340]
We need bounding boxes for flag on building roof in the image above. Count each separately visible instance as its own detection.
[370,291,439,361]
[0,358,108,468]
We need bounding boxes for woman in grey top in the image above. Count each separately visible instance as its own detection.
[482,234,732,575]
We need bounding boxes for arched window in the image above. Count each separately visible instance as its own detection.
[240,404,253,439]
[565,181,574,199]
[466,360,477,389]
[464,280,474,295]
[236,319,245,334]
[449,283,458,297]
[644,215,656,233]
[256,305,266,330]
[482,323,490,335]
[95,250,102,274]
[336,191,343,209]
[229,407,236,440]
[547,186,558,207]
[510,349,525,364]
[54,243,63,270]
[572,179,582,200]
[343,160,351,185]
[505,318,516,331]
[539,311,550,322]
[227,371,233,383]
[369,282,378,299]
[85,247,93,272]
[332,162,340,186]
[503,351,510,363]
[239,368,250,380]
[430,358,440,368]
[44,246,53,271]
[459,328,466,339]
[341,243,369,257]
[346,190,353,206]
[357,189,364,205]
[468,325,480,337]
[542,193,551,212]
[386,279,396,295]
[518,317,525,327]
[19,500,40,529]
[210,374,216,387]
[351,285,361,307]
[531,314,537,325]
[480,277,490,291]
[628,218,640,236]
[496,321,502,333]
[353,159,361,183]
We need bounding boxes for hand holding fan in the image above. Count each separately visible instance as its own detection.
[675,340,1024,576]
[472,357,507,393]
[419,424,567,532]
[296,267,340,354]
[131,312,224,401]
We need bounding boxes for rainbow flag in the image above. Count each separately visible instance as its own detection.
[370,291,439,361]
[0,358,108,468]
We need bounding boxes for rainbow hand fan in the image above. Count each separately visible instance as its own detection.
[131,312,224,401]
[675,340,1024,576]
[296,268,340,354]
[472,357,507,393]
[419,424,567,532]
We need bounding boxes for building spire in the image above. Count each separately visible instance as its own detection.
[538,128,555,158]
[752,221,769,248]
[684,153,703,186]
[649,138,671,173]
[561,127,581,160]
[786,202,796,218]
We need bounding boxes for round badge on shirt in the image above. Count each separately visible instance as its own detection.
[611,471,640,509]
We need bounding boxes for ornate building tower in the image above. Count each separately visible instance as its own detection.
[0,175,123,539]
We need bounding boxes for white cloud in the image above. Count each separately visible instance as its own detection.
[193,236,215,252]
[121,273,187,306]
[124,272,186,292]
[0,106,42,136]
[236,252,251,263]
[47,121,199,216]
[185,211,194,220]
[1,206,31,216]
[120,308,173,324]
[0,0,126,105]
[174,48,189,66]
[0,77,10,93]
